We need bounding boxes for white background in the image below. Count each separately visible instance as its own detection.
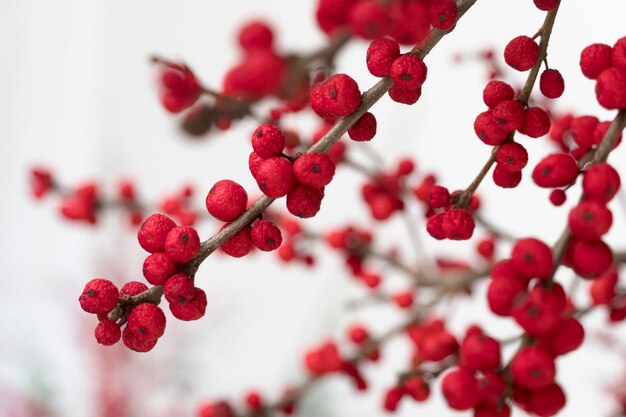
[1,1,626,416]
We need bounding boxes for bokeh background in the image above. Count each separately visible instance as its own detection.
[1,0,626,416]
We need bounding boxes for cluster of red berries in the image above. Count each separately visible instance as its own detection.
[159,63,201,113]
[474,79,552,188]
[580,37,626,110]
[249,124,335,219]
[79,278,169,351]
[424,186,477,241]
[361,158,414,220]
[325,224,385,289]
[365,37,429,105]
[79,213,210,351]
[317,0,458,45]
[30,167,205,227]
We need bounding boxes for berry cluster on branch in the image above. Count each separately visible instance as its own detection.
[30,0,626,416]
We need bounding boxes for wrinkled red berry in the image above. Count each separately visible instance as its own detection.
[165,226,201,264]
[504,36,539,72]
[310,74,361,118]
[540,69,565,99]
[366,38,400,77]
[137,214,177,253]
[250,220,283,251]
[79,279,119,314]
[293,153,336,188]
[348,112,377,141]
[532,153,579,188]
[251,124,286,159]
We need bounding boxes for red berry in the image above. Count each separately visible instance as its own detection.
[428,186,450,208]
[250,220,283,251]
[120,281,149,297]
[568,201,612,240]
[197,401,234,417]
[539,69,565,99]
[310,74,361,118]
[251,124,286,158]
[504,36,539,72]
[383,386,404,412]
[537,316,585,356]
[137,214,177,253]
[512,283,565,336]
[347,0,391,40]
[403,376,430,402]
[590,267,618,305]
[348,324,369,344]
[392,290,414,308]
[532,153,579,188]
[483,80,515,109]
[348,112,377,141]
[510,347,556,390]
[496,142,528,171]
[127,303,166,340]
[253,157,296,198]
[165,226,201,264]
[238,20,273,50]
[519,107,551,138]
[493,164,522,188]
[390,54,428,89]
[549,189,567,206]
[580,43,612,79]
[206,180,248,222]
[169,287,207,321]
[491,100,525,132]
[286,184,325,218]
[459,328,501,372]
[533,0,560,11]
[477,237,496,260]
[143,253,178,285]
[568,238,613,278]
[388,86,422,104]
[94,319,121,346]
[428,0,458,31]
[426,213,445,240]
[163,273,195,303]
[122,325,158,352]
[366,38,400,77]
[221,227,254,258]
[582,163,620,203]
[510,238,553,280]
[441,368,480,410]
[487,275,527,316]
[527,384,566,417]
[293,153,336,188]
[613,36,626,70]
[79,279,119,314]
[474,111,509,145]
[441,209,475,240]
[595,67,626,109]
[315,0,357,35]
[244,391,263,411]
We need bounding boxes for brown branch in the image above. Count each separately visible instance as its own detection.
[184,0,479,277]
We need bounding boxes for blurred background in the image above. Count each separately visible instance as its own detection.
[1,0,626,416]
